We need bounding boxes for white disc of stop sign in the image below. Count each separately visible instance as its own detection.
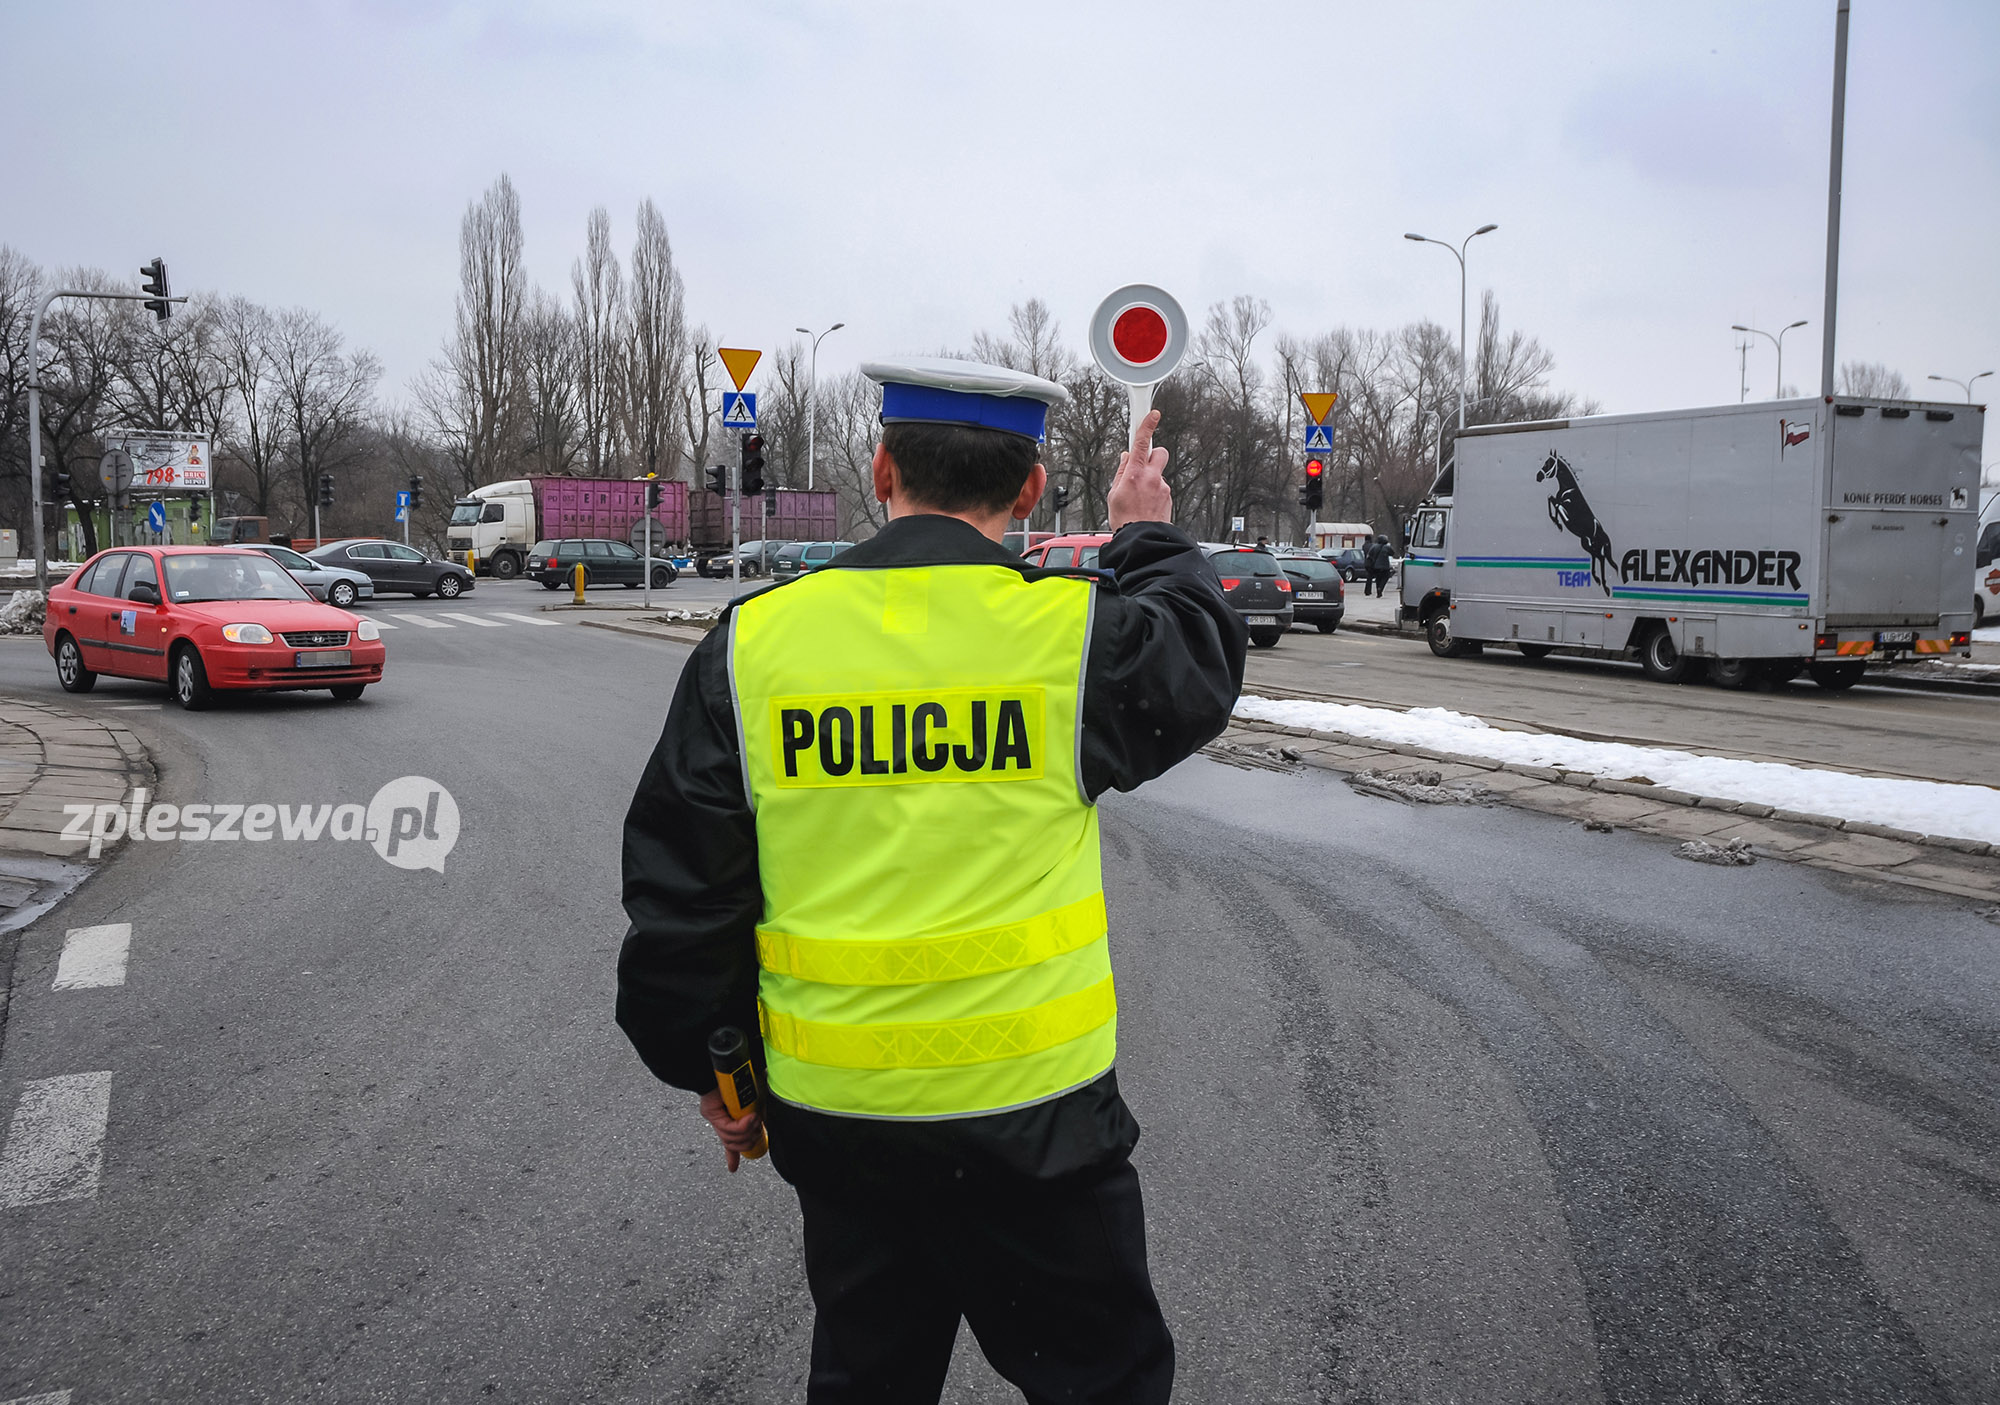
[1089,285,1188,386]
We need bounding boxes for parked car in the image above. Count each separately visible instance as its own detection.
[1975,495,1999,628]
[705,540,790,579]
[307,539,476,599]
[245,543,375,608]
[1322,547,1368,582]
[1022,533,1113,570]
[1273,553,1345,632]
[771,540,856,580]
[46,546,386,709]
[1203,544,1293,648]
[527,538,677,590]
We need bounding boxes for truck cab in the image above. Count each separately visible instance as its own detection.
[448,481,534,579]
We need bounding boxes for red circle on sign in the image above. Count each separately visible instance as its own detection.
[1111,306,1169,366]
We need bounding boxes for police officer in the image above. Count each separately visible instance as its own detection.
[617,356,1247,1403]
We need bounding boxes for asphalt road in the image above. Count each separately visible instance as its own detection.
[1,580,1996,1402]
[1246,624,2000,787]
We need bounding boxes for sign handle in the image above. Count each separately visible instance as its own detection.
[1127,382,1157,449]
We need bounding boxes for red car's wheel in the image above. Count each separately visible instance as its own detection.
[55,633,97,693]
[172,644,214,711]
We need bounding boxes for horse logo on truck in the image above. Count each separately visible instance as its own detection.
[1536,452,1617,595]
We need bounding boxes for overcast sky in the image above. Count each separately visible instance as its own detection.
[7,0,1996,465]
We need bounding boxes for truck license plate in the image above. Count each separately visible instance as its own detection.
[1876,630,1916,646]
[1245,615,1277,626]
[294,650,352,668]
[1298,591,1324,600]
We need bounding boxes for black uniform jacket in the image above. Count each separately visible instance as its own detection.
[617,514,1248,1196]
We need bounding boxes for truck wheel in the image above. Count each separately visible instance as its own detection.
[1425,614,1478,658]
[1760,661,1804,686]
[490,552,521,581]
[1809,661,1866,692]
[1517,643,1554,661]
[1638,627,1691,683]
[1708,658,1758,690]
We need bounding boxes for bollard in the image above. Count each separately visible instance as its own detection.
[466,550,477,574]
[573,562,586,603]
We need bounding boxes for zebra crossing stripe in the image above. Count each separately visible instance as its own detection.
[53,923,130,990]
[0,1072,114,1209]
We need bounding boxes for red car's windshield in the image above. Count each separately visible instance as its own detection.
[163,554,313,603]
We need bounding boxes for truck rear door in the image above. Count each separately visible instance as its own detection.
[1825,406,1981,628]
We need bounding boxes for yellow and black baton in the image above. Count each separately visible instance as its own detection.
[707,1026,769,1161]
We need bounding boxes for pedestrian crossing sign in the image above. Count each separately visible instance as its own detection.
[1302,423,1334,453]
[722,392,758,428]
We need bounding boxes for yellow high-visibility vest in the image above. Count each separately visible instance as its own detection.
[729,561,1114,1119]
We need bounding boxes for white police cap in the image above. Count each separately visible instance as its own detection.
[862,357,1070,443]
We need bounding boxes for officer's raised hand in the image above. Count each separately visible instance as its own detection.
[1108,409,1172,528]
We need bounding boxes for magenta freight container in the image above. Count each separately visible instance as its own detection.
[531,477,687,546]
[690,489,837,550]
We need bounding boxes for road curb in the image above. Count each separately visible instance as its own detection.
[0,695,157,1056]
[1226,715,2000,904]
[575,618,713,646]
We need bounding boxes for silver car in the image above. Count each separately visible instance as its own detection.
[247,543,376,608]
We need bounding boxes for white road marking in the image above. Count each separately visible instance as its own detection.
[390,614,452,629]
[0,1072,113,1208]
[108,704,163,710]
[53,923,130,990]
[368,619,399,629]
[1,1391,74,1404]
[437,612,505,628]
[490,612,562,627]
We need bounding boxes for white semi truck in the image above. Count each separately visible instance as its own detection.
[1401,396,1983,690]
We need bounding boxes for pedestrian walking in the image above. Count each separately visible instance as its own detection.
[617,356,1247,1404]
[1364,534,1393,597]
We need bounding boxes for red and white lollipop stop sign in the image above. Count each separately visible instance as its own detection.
[1089,284,1189,441]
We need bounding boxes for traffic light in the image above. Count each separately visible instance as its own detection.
[139,259,171,322]
[54,470,70,501]
[188,496,202,527]
[1050,484,1071,516]
[1298,459,1325,513]
[645,475,663,509]
[408,475,423,510]
[707,464,729,496]
[740,434,766,497]
[318,473,335,508]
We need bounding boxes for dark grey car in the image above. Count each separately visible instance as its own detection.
[1203,545,1294,648]
[307,539,476,599]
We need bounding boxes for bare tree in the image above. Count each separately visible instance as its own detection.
[815,370,887,538]
[214,298,287,515]
[1836,361,1911,398]
[423,174,525,494]
[571,206,624,475]
[518,289,582,476]
[1047,366,1125,532]
[269,308,380,533]
[761,341,812,488]
[681,325,720,487]
[973,298,1076,382]
[620,198,687,480]
[32,268,135,556]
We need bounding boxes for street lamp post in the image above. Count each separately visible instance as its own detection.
[795,322,845,491]
[1405,224,1497,430]
[1927,371,1994,403]
[1731,321,1808,399]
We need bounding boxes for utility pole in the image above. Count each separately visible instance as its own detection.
[1821,0,1850,398]
[1737,336,1750,403]
[23,280,185,590]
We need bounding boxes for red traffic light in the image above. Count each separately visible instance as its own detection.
[1304,459,1324,478]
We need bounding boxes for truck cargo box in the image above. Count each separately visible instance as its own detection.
[1401,398,1982,676]
[532,477,687,545]
[690,489,838,551]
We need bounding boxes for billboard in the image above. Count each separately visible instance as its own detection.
[108,431,210,491]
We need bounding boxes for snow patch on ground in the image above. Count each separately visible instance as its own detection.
[1233,695,2000,845]
[1975,626,2000,643]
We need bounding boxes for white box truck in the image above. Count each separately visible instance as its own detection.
[1401,397,1983,690]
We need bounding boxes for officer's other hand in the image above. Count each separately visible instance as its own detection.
[699,1087,765,1173]
[1109,409,1172,530]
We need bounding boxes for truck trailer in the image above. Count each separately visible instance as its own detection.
[1401,397,1983,690]
[448,477,690,579]
[689,489,838,576]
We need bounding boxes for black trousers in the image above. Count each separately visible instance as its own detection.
[796,1161,1174,1404]
[1365,569,1390,596]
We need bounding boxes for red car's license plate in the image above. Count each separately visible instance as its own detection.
[295,650,352,668]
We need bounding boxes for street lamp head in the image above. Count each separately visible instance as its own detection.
[830,322,845,332]
[1785,320,1808,330]
[1404,233,1426,242]
[1731,325,1751,333]
[796,327,810,334]
[1928,374,1947,382]
[1473,223,1498,236]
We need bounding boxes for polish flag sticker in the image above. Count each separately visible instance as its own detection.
[1089,285,1188,386]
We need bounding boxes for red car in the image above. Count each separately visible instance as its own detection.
[45,546,388,710]
[1021,532,1113,570]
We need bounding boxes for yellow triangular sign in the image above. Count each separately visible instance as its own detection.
[1300,392,1339,424]
[718,347,763,392]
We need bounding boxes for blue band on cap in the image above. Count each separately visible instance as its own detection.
[879,383,1049,442]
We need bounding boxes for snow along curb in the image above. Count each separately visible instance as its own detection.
[1230,696,1998,857]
